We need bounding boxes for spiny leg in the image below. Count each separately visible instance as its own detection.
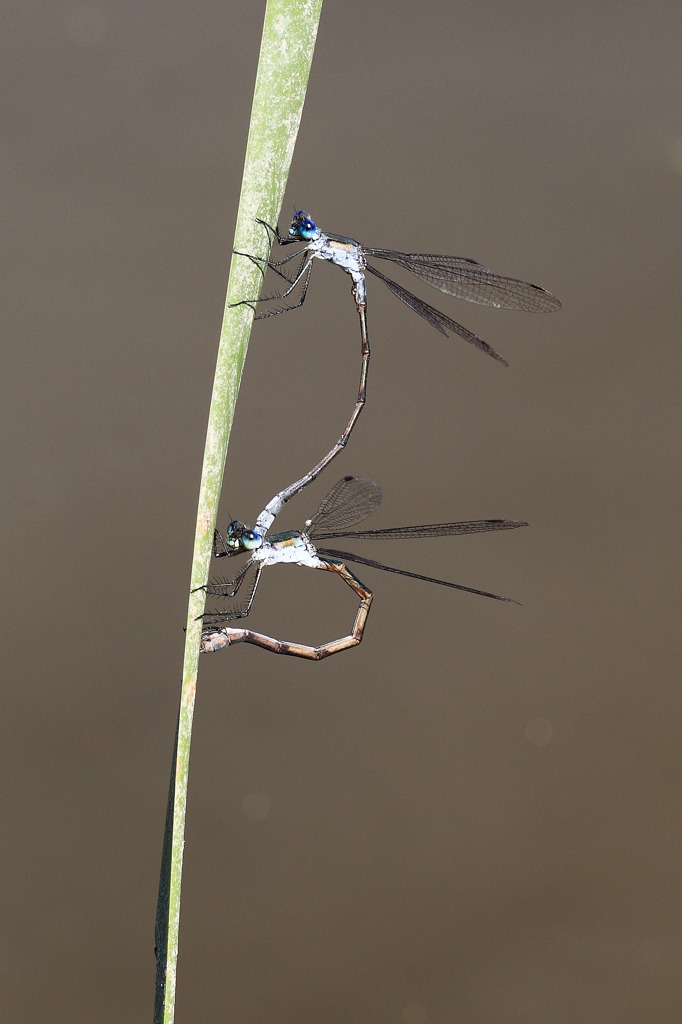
[231,227,316,316]
[232,245,306,282]
[199,563,263,625]
[250,258,316,319]
[254,218,289,246]
[196,559,253,596]
[213,527,231,557]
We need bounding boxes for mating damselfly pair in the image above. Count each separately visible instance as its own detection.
[199,210,560,658]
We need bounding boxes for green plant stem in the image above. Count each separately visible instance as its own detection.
[153,3,324,1021]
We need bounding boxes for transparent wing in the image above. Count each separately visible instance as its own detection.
[311,519,527,541]
[365,263,507,365]
[364,249,561,312]
[306,476,383,537]
[315,547,520,604]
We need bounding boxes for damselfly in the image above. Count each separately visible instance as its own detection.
[235,210,561,368]
[200,475,527,660]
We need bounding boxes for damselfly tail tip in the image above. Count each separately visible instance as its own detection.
[200,630,232,654]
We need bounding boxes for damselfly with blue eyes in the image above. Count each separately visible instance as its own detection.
[235,210,561,368]
[200,475,527,660]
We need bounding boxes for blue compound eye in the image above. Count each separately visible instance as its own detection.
[290,210,317,239]
[225,522,262,551]
[241,529,262,551]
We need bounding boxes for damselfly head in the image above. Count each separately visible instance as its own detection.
[226,521,263,553]
[290,211,318,240]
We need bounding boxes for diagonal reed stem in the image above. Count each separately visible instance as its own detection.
[153,3,324,1021]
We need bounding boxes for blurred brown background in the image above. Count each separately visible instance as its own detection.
[3,1,682,1021]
